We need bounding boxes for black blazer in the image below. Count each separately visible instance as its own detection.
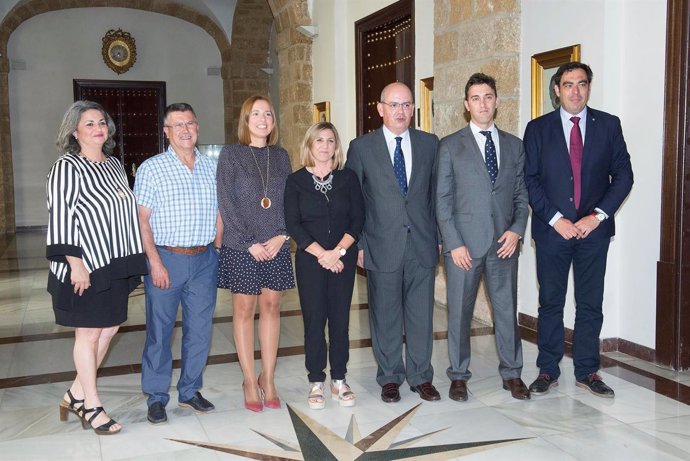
[284,167,364,250]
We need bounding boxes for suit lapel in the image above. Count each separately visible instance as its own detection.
[408,128,430,193]
[495,130,510,184]
[582,107,598,159]
[373,129,403,193]
[408,129,419,191]
[460,126,492,182]
[581,107,599,189]
[550,110,571,164]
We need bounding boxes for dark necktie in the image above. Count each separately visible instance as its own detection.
[569,116,583,209]
[393,136,408,195]
[480,131,498,184]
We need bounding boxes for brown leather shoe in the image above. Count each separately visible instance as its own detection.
[502,378,531,400]
[381,383,401,403]
[410,382,441,401]
[448,380,468,401]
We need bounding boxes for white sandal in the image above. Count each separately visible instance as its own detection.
[331,379,356,407]
[308,382,326,410]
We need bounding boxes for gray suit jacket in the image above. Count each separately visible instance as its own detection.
[346,127,439,272]
[436,125,528,258]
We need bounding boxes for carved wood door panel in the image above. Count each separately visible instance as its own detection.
[74,80,166,188]
[355,0,414,135]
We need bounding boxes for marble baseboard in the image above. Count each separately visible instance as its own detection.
[518,312,656,364]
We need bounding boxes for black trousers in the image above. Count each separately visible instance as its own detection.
[295,250,357,382]
[535,236,610,380]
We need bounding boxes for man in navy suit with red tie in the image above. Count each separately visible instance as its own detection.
[523,62,633,398]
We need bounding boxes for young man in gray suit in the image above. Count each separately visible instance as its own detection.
[436,73,530,402]
[346,82,441,403]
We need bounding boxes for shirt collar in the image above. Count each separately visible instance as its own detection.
[560,106,588,124]
[167,145,200,163]
[469,121,497,137]
[382,125,409,144]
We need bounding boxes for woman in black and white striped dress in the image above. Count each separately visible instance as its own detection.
[46,101,147,435]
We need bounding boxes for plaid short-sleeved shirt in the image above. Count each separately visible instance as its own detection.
[134,146,217,247]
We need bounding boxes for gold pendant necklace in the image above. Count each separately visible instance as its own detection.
[249,144,271,209]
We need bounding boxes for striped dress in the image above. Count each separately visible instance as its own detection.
[46,154,148,327]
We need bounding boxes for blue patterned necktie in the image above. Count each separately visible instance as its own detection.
[393,136,408,195]
[480,130,498,184]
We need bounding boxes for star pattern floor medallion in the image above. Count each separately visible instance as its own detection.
[169,403,528,460]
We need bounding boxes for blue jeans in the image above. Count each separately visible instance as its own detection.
[141,246,218,407]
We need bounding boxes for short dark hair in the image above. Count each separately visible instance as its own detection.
[164,103,196,125]
[464,73,497,100]
[553,61,593,86]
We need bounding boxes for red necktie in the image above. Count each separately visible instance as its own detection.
[569,116,583,209]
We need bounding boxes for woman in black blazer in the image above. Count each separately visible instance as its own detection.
[284,122,364,409]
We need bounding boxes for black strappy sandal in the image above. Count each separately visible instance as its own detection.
[58,389,84,422]
[80,406,121,435]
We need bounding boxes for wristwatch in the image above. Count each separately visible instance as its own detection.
[591,211,606,222]
[336,246,346,256]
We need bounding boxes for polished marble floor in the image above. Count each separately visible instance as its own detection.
[1,232,690,460]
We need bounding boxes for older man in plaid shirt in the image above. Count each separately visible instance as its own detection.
[134,103,222,424]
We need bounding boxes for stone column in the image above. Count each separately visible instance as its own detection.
[271,0,313,169]
[433,0,521,323]
[228,0,273,143]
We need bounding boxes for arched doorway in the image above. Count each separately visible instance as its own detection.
[0,0,315,232]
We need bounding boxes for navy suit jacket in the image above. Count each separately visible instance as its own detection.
[523,107,633,242]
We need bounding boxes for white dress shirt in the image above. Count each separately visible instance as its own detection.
[382,125,412,184]
[469,121,500,168]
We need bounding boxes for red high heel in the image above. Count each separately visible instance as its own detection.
[243,383,263,412]
[258,374,281,409]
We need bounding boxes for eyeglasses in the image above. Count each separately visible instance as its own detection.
[165,121,198,131]
[380,101,414,111]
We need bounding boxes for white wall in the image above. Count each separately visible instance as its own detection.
[310,0,434,145]
[8,8,224,227]
[520,0,666,348]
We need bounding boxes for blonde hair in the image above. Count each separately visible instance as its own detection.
[237,95,279,146]
[299,122,344,170]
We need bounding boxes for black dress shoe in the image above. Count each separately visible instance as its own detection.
[410,382,441,401]
[502,378,531,400]
[576,373,615,398]
[147,402,167,424]
[179,391,215,413]
[448,380,468,401]
[529,373,558,395]
[381,383,401,403]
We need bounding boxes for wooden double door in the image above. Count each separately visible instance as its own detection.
[355,0,414,136]
[74,80,166,188]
